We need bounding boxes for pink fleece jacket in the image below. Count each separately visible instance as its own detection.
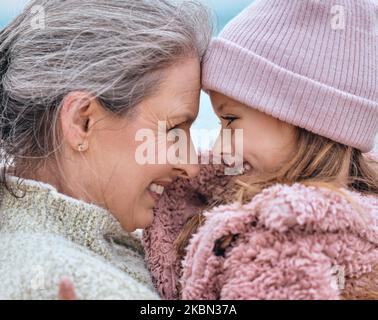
[142,155,378,300]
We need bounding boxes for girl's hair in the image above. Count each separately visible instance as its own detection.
[175,127,378,299]
[0,0,212,196]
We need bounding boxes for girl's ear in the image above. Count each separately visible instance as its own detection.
[59,91,102,152]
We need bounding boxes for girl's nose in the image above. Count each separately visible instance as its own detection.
[180,163,200,178]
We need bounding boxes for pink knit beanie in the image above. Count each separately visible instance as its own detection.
[202,0,378,152]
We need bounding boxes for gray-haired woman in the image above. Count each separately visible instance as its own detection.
[0,0,211,299]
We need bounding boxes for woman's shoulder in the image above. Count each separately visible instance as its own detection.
[0,231,159,299]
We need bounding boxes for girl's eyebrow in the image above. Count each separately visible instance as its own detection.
[218,102,229,113]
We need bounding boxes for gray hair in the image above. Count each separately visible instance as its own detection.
[0,0,212,188]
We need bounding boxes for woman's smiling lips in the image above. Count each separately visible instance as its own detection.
[147,180,172,202]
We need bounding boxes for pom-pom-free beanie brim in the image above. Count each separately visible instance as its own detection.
[202,0,378,152]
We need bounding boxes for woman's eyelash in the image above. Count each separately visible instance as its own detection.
[220,116,238,127]
[168,122,184,131]
[168,125,179,131]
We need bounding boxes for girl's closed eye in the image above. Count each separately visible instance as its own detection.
[220,116,239,127]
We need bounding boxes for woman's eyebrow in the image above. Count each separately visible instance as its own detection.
[178,112,197,123]
[168,112,197,124]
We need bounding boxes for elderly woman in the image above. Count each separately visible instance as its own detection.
[0,0,211,299]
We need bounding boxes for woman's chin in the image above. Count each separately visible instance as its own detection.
[117,194,157,232]
[134,207,155,230]
[144,208,155,228]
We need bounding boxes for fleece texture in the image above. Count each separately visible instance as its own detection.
[143,154,378,300]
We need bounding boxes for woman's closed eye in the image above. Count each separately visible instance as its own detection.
[168,121,187,132]
[169,124,180,131]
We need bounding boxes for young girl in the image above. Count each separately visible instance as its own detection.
[142,0,378,300]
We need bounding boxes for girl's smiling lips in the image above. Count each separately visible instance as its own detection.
[221,158,254,175]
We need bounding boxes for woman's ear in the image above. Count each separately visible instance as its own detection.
[59,91,102,153]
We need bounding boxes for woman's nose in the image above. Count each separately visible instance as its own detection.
[173,137,200,178]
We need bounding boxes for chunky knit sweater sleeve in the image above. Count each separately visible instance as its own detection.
[0,175,160,300]
[0,232,159,300]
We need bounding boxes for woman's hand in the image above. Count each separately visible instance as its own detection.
[59,278,77,300]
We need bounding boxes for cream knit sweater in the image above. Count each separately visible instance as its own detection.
[0,175,159,300]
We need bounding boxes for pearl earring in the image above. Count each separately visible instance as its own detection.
[77,143,87,152]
